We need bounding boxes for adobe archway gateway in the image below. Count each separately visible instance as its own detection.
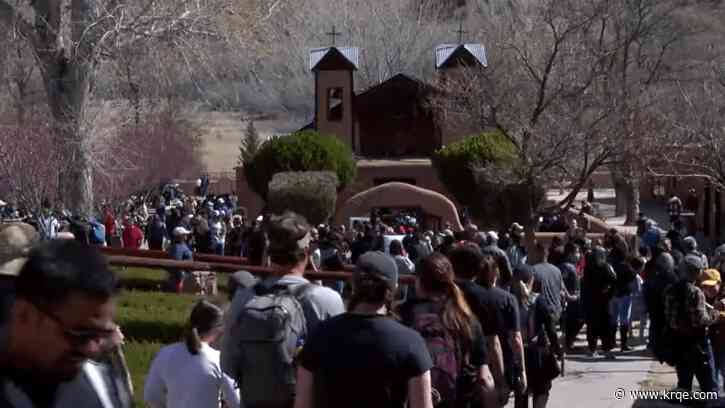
[335,182,463,231]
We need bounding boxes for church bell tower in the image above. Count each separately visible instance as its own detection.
[309,27,358,152]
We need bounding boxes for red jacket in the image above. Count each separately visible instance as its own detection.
[104,214,117,236]
[122,224,144,249]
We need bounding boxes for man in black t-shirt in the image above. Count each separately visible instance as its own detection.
[449,244,524,406]
[296,252,433,408]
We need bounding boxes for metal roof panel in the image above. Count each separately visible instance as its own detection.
[435,43,488,69]
[309,46,360,71]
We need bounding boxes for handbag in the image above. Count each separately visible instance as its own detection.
[525,344,560,384]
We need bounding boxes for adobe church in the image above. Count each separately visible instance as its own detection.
[235,41,487,229]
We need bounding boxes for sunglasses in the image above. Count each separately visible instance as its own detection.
[36,305,117,347]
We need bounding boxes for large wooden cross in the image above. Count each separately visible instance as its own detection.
[326,25,342,46]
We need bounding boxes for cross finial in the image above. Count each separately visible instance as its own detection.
[456,20,466,44]
[326,25,342,47]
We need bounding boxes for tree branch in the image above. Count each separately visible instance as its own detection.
[0,0,41,52]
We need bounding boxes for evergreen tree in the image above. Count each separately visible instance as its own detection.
[238,119,262,165]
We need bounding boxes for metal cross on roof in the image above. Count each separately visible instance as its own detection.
[326,25,342,47]
[456,21,467,44]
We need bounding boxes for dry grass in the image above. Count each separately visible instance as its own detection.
[192,111,303,173]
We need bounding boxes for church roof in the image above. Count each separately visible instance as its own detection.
[309,47,360,71]
[435,44,488,69]
[299,73,437,131]
[354,73,436,99]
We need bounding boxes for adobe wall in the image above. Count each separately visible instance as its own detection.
[234,166,265,219]
[235,161,455,223]
[335,182,463,230]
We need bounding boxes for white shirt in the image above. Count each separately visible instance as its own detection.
[39,215,59,240]
[144,342,240,408]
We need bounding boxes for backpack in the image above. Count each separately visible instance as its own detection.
[233,283,315,405]
[407,302,464,407]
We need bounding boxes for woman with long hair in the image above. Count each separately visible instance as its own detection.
[295,251,434,408]
[144,300,240,408]
[399,252,495,408]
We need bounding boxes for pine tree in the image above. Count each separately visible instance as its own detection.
[238,119,262,165]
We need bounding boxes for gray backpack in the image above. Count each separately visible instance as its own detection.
[235,282,314,405]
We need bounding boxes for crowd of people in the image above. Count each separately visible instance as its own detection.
[3,188,725,407]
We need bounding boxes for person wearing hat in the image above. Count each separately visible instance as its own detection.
[295,251,434,408]
[221,211,344,408]
[698,269,725,390]
[0,223,40,352]
[167,227,193,293]
[664,255,721,395]
[682,236,709,269]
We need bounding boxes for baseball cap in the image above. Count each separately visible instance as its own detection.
[0,223,40,276]
[700,269,721,287]
[355,251,398,286]
[679,254,705,280]
[228,270,259,299]
[56,231,75,240]
[173,226,192,237]
[485,231,499,242]
[268,212,312,252]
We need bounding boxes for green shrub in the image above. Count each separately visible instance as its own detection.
[244,130,356,199]
[267,171,339,225]
[117,267,231,293]
[433,132,534,226]
[116,267,167,291]
[117,290,197,343]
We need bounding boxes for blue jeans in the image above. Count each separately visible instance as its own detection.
[676,337,717,393]
[712,339,725,391]
[612,295,632,327]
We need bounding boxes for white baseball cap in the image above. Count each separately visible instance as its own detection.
[173,226,192,237]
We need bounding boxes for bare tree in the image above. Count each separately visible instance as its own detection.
[243,0,451,119]
[433,0,683,227]
[0,0,250,216]
[0,127,62,216]
[653,77,725,191]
